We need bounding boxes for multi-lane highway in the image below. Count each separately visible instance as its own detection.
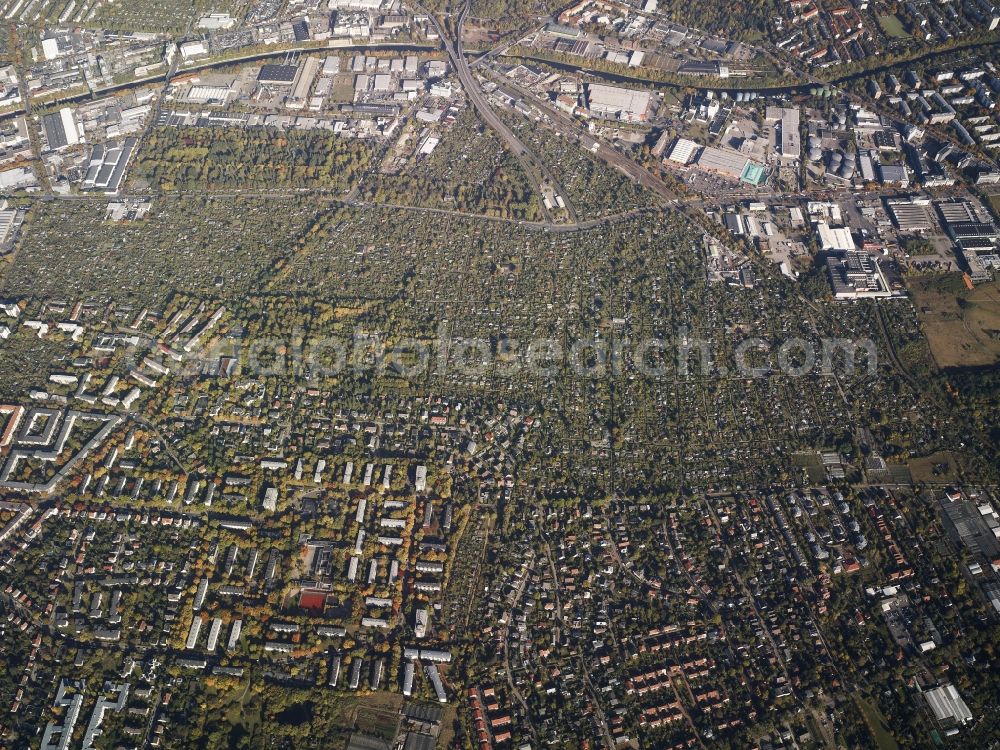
[420,0,580,223]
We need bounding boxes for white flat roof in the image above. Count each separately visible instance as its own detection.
[60,108,81,147]
[667,138,699,165]
[925,685,973,725]
[817,221,856,251]
[587,83,651,118]
[696,146,748,178]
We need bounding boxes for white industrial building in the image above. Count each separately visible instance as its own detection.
[197,13,236,30]
[372,73,394,92]
[187,85,232,104]
[923,684,973,727]
[586,84,652,122]
[0,167,36,190]
[666,137,699,165]
[765,106,800,159]
[0,208,17,244]
[322,56,341,76]
[41,37,61,60]
[886,198,937,233]
[696,146,750,180]
[179,41,209,61]
[816,221,856,251]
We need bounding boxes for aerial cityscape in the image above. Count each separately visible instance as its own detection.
[0,0,998,748]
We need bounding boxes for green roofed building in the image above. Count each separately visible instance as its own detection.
[740,162,767,186]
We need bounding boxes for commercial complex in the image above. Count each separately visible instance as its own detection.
[826,250,894,298]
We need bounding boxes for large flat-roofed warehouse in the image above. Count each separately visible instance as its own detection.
[827,251,893,298]
[288,56,321,107]
[886,198,938,232]
[586,84,651,122]
[947,221,999,241]
[816,221,856,251]
[765,106,800,159]
[81,137,138,194]
[940,497,1000,558]
[372,73,394,92]
[877,163,909,187]
[186,84,232,104]
[41,108,81,150]
[257,64,298,85]
[666,137,699,165]
[923,684,973,727]
[695,146,748,179]
[936,199,977,224]
[694,146,767,185]
[678,60,726,77]
[0,208,16,244]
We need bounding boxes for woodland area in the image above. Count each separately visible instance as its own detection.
[131,127,377,193]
